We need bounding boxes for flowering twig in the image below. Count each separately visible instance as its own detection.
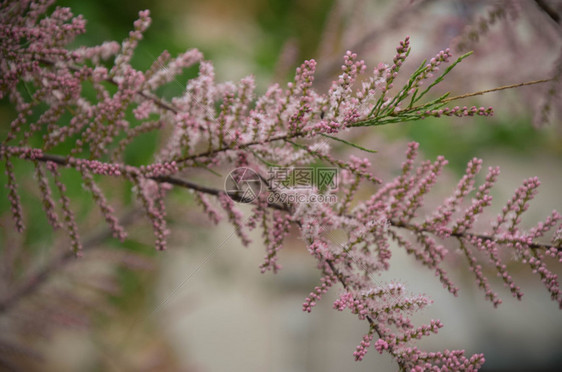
[1,2,561,369]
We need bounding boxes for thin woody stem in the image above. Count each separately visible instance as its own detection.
[174,132,302,163]
[325,260,407,370]
[441,79,551,104]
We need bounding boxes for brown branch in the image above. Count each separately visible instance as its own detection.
[534,0,561,25]
[390,220,559,251]
[0,145,286,210]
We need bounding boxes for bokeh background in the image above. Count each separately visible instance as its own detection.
[1,0,562,371]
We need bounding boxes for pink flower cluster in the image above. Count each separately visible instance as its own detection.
[259,210,291,273]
